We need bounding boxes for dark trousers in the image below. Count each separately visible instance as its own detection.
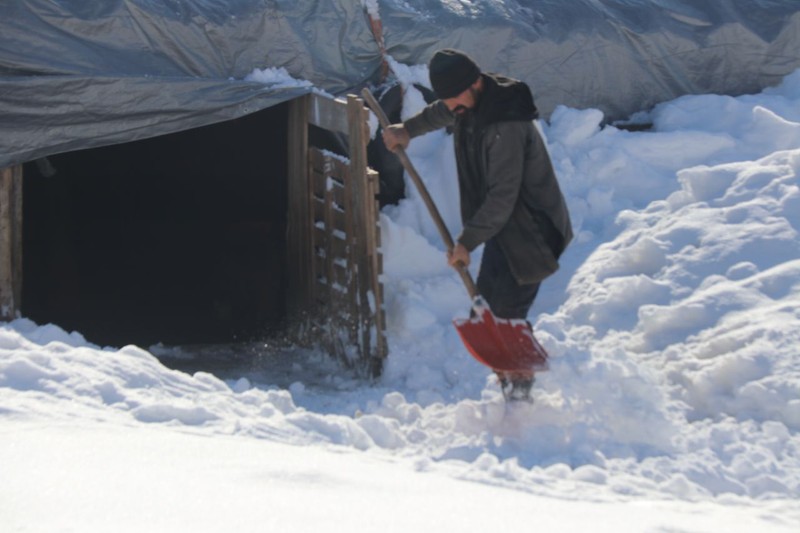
[475,238,540,319]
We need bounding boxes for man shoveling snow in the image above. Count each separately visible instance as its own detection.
[380,49,573,401]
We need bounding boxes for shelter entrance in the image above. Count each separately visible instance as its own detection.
[4,93,386,375]
[22,105,290,347]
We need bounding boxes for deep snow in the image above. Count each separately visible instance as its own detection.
[2,61,800,530]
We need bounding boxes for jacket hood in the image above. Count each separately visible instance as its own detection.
[474,73,539,127]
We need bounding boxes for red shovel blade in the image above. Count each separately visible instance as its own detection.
[453,304,549,373]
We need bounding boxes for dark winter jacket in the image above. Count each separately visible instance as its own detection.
[404,73,573,284]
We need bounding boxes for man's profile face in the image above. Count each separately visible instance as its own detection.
[443,82,481,115]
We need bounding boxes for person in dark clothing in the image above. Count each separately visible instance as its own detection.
[382,49,573,399]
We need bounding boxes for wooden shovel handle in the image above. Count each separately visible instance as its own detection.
[361,88,478,299]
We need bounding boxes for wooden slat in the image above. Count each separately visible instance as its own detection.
[310,148,348,174]
[312,172,345,198]
[313,258,350,293]
[313,225,349,254]
[347,95,373,362]
[312,180,347,210]
[312,201,348,235]
[366,168,387,359]
[308,93,350,135]
[0,165,22,320]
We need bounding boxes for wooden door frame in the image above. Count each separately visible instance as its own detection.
[0,164,23,321]
[286,93,387,377]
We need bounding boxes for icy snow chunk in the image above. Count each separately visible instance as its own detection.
[16,322,89,348]
[726,262,759,280]
[118,344,158,361]
[678,165,739,202]
[662,474,711,499]
[548,106,603,146]
[545,463,572,479]
[232,377,251,393]
[95,380,126,405]
[381,391,407,411]
[264,390,297,415]
[132,403,219,426]
[746,106,800,154]
[244,67,312,89]
[356,415,406,449]
[598,236,668,279]
[571,465,608,485]
[193,371,230,392]
[0,356,66,391]
[288,412,373,450]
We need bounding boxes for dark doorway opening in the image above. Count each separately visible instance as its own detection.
[22,104,289,347]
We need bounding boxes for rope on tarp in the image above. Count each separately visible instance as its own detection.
[365,9,389,83]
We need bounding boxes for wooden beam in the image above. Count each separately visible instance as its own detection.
[308,93,350,135]
[347,94,374,362]
[366,168,388,360]
[0,165,22,321]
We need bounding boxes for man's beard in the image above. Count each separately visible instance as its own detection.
[453,87,481,115]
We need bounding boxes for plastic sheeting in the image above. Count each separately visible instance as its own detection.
[0,0,381,168]
[379,0,800,121]
[2,1,799,168]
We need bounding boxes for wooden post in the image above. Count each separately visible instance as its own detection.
[287,92,387,375]
[0,165,23,321]
[286,95,312,317]
[346,95,374,363]
[366,168,387,361]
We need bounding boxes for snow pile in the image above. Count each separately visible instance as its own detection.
[244,66,314,89]
[2,64,800,529]
[373,67,800,501]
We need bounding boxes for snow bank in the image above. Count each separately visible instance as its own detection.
[2,64,800,527]
[373,66,800,501]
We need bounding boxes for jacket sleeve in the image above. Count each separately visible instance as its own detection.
[403,101,454,138]
[458,121,528,251]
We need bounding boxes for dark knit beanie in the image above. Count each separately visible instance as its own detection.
[428,49,481,99]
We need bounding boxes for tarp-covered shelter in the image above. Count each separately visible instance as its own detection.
[1,0,799,366]
[2,0,800,169]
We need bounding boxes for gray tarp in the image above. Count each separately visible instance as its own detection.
[379,0,800,121]
[0,0,380,168]
[2,0,799,168]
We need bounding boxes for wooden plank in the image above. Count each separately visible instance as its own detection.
[311,175,347,209]
[313,261,351,296]
[308,93,350,135]
[347,95,373,362]
[310,151,347,202]
[312,199,348,235]
[0,167,12,319]
[310,147,348,174]
[341,166,358,316]
[10,165,22,316]
[323,171,337,313]
[313,226,349,257]
[286,95,312,317]
[330,181,347,210]
[0,165,22,321]
[366,168,387,359]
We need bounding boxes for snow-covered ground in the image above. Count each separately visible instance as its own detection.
[3,64,800,531]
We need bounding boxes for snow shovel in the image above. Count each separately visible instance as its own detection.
[361,89,548,375]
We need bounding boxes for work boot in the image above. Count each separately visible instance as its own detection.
[497,371,535,402]
[508,376,534,402]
